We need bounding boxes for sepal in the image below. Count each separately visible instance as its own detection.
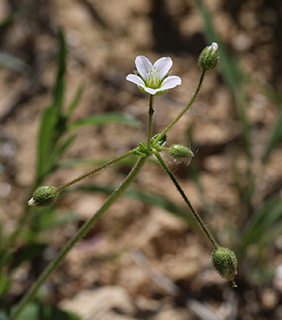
[28,185,58,207]
[198,42,219,71]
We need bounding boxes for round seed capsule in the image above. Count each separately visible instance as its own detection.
[212,247,238,282]
[28,185,58,207]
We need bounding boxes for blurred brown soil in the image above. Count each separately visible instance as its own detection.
[1,0,282,319]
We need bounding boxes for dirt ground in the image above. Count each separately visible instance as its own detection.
[1,0,282,319]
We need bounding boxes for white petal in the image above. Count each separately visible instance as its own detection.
[160,76,182,90]
[28,197,35,206]
[126,74,145,87]
[135,56,152,79]
[210,42,218,51]
[154,57,173,79]
[143,87,158,95]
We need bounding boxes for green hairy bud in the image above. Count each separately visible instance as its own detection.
[169,144,193,159]
[28,185,58,207]
[198,42,219,71]
[212,247,238,286]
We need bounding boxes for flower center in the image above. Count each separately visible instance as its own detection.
[145,68,162,89]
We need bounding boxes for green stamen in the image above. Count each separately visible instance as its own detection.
[146,68,162,89]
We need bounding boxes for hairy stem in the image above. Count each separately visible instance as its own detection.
[154,150,218,249]
[56,149,135,192]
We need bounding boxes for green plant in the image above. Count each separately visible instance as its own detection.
[6,34,238,320]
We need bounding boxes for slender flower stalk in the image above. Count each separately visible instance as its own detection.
[9,157,147,320]
[56,149,136,193]
[153,150,219,249]
[147,95,154,148]
[9,151,136,253]
[152,70,206,147]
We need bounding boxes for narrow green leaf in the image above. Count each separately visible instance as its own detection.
[0,271,10,296]
[66,84,84,119]
[50,134,77,167]
[239,195,282,254]
[35,29,70,184]
[13,303,80,320]
[196,0,244,97]
[0,250,11,269]
[36,105,58,181]
[53,28,67,115]
[262,107,282,164]
[196,0,251,157]
[69,113,141,129]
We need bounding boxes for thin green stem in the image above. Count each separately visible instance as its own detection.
[146,95,154,148]
[153,150,218,249]
[9,157,147,320]
[56,149,135,192]
[7,151,135,251]
[153,70,206,147]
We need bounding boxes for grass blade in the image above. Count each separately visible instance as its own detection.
[262,107,282,164]
[52,28,67,115]
[36,105,58,183]
[238,195,282,256]
[196,0,251,158]
[50,134,77,167]
[65,84,84,119]
[12,303,80,320]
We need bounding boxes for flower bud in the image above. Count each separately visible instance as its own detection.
[28,185,58,207]
[212,247,237,284]
[198,42,219,71]
[169,144,193,160]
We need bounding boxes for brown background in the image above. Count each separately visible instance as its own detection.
[1,0,282,319]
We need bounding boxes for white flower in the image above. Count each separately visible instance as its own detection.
[126,56,182,95]
[209,42,218,51]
